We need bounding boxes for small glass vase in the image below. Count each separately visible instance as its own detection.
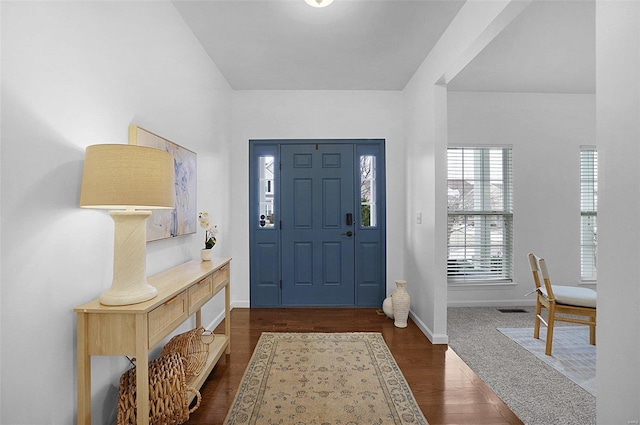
[200,248,213,261]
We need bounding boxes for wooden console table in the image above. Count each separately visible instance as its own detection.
[74,258,231,425]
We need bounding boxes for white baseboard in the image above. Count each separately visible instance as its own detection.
[409,311,449,345]
[204,301,249,331]
[205,310,226,331]
[208,304,454,345]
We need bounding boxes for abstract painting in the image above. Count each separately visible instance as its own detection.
[129,125,197,242]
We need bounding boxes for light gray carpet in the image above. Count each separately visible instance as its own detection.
[498,326,595,396]
[447,307,595,425]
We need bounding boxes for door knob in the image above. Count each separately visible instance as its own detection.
[341,231,353,237]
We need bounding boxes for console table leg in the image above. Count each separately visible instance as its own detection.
[135,314,150,425]
[77,312,91,425]
[225,285,231,354]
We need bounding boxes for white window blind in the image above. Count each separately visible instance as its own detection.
[580,148,597,281]
[447,147,513,283]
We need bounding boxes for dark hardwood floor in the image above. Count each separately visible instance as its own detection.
[186,308,523,425]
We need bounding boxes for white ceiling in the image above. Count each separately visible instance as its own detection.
[448,0,595,93]
[173,0,595,93]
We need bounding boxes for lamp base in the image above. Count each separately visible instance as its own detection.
[99,283,158,306]
[99,210,157,306]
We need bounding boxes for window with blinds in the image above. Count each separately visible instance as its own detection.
[580,147,597,281]
[447,147,513,283]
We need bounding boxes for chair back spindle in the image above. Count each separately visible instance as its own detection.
[538,258,555,301]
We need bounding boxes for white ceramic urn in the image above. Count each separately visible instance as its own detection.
[391,280,410,328]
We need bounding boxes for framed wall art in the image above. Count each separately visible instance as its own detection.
[129,125,197,242]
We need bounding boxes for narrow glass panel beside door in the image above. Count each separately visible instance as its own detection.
[250,144,280,306]
[355,144,386,306]
[360,155,377,228]
[258,155,275,228]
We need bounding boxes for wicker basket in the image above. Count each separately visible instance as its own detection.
[161,327,214,377]
[117,353,201,425]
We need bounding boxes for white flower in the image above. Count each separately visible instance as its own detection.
[199,211,219,249]
[199,212,211,229]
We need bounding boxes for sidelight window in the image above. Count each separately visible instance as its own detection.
[360,155,377,227]
[258,155,275,228]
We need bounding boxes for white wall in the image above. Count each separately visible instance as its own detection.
[1,2,232,424]
[447,91,596,306]
[596,1,640,423]
[402,0,528,343]
[230,90,405,306]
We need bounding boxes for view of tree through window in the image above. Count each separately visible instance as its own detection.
[360,155,376,227]
[447,147,513,282]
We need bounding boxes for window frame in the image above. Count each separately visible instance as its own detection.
[359,154,377,228]
[447,146,514,285]
[580,146,598,282]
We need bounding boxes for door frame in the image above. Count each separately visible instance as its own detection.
[249,139,386,307]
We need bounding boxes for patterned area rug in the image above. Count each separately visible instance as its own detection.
[223,332,428,424]
[498,326,596,396]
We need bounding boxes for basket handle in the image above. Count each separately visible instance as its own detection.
[186,386,202,414]
[201,329,215,345]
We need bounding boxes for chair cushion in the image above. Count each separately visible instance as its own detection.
[540,285,596,308]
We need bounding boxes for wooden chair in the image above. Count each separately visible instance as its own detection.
[528,253,597,356]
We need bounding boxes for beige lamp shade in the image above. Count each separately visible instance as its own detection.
[80,144,175,210]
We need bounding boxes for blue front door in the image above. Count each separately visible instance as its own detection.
[281,144,355,306]
[249,139,386,307]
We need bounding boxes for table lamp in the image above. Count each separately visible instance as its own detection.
[79,144,175,305]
